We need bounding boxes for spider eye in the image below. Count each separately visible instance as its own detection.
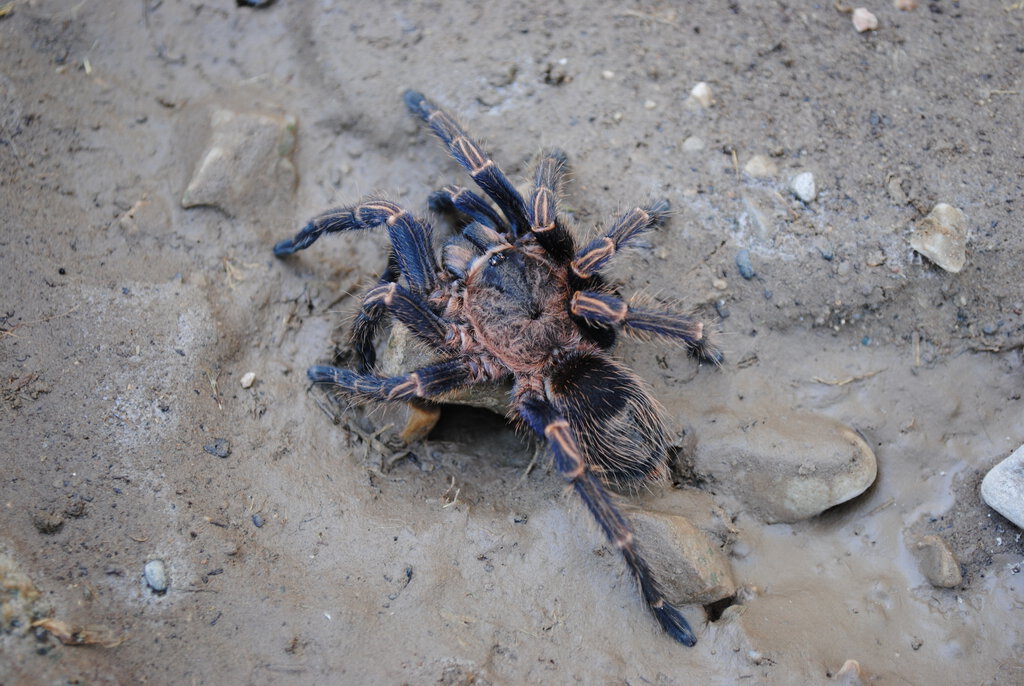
[488,252,506,267]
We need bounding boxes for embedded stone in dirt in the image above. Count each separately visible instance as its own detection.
[181,104,297,216]
[689,409,877,523]
[912,534,962,588]
[981,443,1024,530]
[910,203,968,273]
[627,508,737,606]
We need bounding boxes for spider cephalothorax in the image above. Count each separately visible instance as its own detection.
[274,90,720,645]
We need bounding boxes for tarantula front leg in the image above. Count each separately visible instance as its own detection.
[429,185,509,233]
[404,90,532,237]
[570,291,722,363]
[308,358,474,405]
[517,394,698,646]
[570,200,670,281]
[527,148,577,264]
[274,198,439,295]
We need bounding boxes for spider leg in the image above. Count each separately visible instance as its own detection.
[404,90,531,237]
[308,358,473,404]
[570,291,722,363]
[362,281,453,351]
[571,200,670,280]
[350,252,400,372]
[528,148,576,264]
[516,394,697,646]
[429,184,509,233]
[274,198,438,295]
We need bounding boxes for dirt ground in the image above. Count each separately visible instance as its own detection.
[2,1,1023,684]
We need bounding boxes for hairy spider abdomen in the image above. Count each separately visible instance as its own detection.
[548,351,668,485]
[465,246,579,372]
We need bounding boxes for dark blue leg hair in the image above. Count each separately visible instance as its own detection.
[274,198,438,294]
[351,252,400,372]
[529,148,576,264]
[571,200,670,280]
[570,291,722,363]
[429,185,508,232]
[308,359,471,404]
[362,282,452,351]
[517,395,698,646]
[404,90,531,237]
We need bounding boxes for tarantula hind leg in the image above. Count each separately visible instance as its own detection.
[517,395,698,646]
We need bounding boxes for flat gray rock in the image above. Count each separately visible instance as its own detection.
[981,444,1024,529]
[690,409,877,523]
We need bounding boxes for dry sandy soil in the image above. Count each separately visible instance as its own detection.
[2,1,1023,684]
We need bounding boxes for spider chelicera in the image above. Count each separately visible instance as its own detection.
[273,90,720,645]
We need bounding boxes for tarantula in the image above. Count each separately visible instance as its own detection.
[273,91,720,646]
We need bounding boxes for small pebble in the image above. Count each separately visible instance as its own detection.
[601,70,615,79]
[743,154,777,179]
[981,443,1024,529]
[736,249,755,279]
[789,171,817,203]
[144,559,168,593]
[712,278,728,291]
[910,203,967,273]
[32,510,64,535]
[688,81,714,107]
[644,99,657,110]
[252,514,265,528]
[913,535,962,587]
[204,438,231,458]
[240,371,256,388]
[852,7,879,32]
[836,659,864,686]
[682,136,705,152]
[894,0,917,9]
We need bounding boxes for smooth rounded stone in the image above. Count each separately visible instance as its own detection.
[627,508,737,606]
[735,249,755,279]
[143,559,168,593]
[690,409,877,523]
[743,154,777,179]
[851,8,878,32]
[181,104,297,216]
[981,443,1024,529]
[789,171,817,203]
[910,203,967,273]
[240,371,256,388]
[912,535,962,587]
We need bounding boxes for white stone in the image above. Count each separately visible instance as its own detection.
[743,154,777,179]
[688,81,714,108]
[682,136,705,152]
[789,171,817,202]
[240,371,256,388]
[143,559,168,593]
[910,202,968,273]
[690,410,877,523]
[981,443,1024,529]
[852,8,878,32]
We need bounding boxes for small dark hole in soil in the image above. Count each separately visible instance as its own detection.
[704,594,737,622]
